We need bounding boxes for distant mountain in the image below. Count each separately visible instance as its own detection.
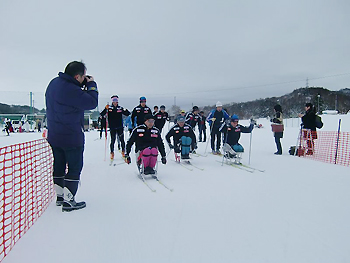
[0,103,44,114]
[201,87,350,119]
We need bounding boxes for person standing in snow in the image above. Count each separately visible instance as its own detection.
[131,96,152,128]
[166,116,197,159]
[154,105,169,134]
[100,95,130,159]
[45,61,98,212]
[198,111,207,142]
[125,114,167,175]
[153,106,159,116]
[207,101,229,154]
[271,104,283,155]
[185,106,201,130]
[298,103,317,155]
[124,115,133,135]
[98,115,107,139]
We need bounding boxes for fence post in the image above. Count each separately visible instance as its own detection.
[334,119,341,164]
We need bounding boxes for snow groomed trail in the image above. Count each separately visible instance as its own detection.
[2,117,350,263]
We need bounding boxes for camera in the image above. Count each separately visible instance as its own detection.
[81,75,92,87]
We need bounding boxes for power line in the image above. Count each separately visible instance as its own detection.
[148,72,350,97]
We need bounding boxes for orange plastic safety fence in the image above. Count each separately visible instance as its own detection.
[298,129,350,167]
[0,139,54,262]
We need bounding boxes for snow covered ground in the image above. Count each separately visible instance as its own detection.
[1,115,350,263]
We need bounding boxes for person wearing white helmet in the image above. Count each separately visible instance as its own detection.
[207,101,229,154]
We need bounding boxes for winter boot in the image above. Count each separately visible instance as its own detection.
[54,184,64,206]
[144,166,152,175]
[110,152,114,160]
[62,187,86,212]
[181,154,190,159]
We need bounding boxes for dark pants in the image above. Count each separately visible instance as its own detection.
[51,145,84,196]
[211,127,221,151]
[100,124,106,138]
[199,126,206,142]
[110,127,125,153]
[274,132,283,154]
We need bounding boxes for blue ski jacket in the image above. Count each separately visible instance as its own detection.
[45,72,98,147]
[207,109,230,128]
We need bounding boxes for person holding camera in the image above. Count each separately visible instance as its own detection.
[46,61,98,212]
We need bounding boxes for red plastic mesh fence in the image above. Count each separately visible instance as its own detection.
[0,139,54,262]
[297,129,350,167]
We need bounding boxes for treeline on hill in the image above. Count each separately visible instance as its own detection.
[201,87,350,119]
[0,103,44,114]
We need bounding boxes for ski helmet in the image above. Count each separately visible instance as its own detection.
[231,114,239,122]
[177,116,185,122]
[216,101,223,107]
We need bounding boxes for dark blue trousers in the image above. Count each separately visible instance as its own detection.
[50,145,84,196]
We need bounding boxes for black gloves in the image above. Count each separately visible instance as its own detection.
[161,157,167,164]
[125,155,131,164]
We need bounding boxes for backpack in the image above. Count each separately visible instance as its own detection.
[315,115,323,129]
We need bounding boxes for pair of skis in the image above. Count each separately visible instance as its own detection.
[217,160,264,173]
[137,169,173,193]
[173,153,204,171]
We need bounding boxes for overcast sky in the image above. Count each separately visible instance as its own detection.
[1,0,350,112]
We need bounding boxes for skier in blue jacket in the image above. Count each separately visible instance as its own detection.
[46,61,98,212]
[207,101,229,154]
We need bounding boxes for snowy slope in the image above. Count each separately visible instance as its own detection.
[1,116,350,263]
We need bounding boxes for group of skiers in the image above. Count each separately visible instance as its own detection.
[44,61,323,213]
[99,96,255,175]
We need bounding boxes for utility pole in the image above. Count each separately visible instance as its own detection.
[306,78,309,88]
[174,96,176,106]
[30,92,33,115]
[335,94,338,111]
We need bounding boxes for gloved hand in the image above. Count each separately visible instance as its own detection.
[211,117,216,121]
[105,104,110,109]
[161,157,167,164]
[168,144,174,149]
[125,155,131,164]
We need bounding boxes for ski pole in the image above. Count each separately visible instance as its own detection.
[204,120,215,154]
[248,129,253,165]
[294,125,302,156]
[221,128,229,166]
[104,105,109,161]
